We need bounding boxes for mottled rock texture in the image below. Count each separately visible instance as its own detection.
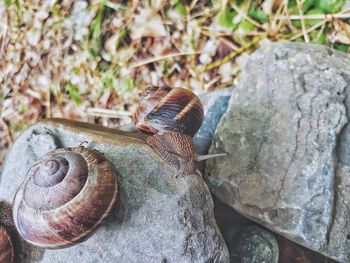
[206,42,350,262]
[229,225,278,263]
[214,197,336,263]
[0,119,229,263]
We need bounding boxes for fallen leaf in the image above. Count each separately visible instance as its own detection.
[329,19,350,45]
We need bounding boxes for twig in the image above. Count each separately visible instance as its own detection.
[46,90,51,118]
[37,54,52,119]
[124,0,138,27]
[204,76,222,90]
[276,13,350,20]
[230,2,264,30]
[189,0,199,10]
[270,0,287,33]
[220,0,229,13]
[0,17,8,60]
[190,7,216,19]
[200,27,233,37]
[218,37,240,51]
[197,35,265,73]
[201,28,240,50]
[100,0,129,11]
[281,0,299,33]
[86,108,133,118]
[296,0,310,43]
[317,22,326,40]
[289,20,326,41]
[0,118,13,145]
[130,52,198,69]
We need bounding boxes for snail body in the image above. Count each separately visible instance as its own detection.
[134,86,227,175]
[146,132,198,174]
[12,147,118,249]
[133,86,204,137]
[147,132,227,174]
[0,226,13,263]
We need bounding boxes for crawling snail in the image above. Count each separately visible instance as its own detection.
[0,202,14,263]
[134,86,227,174]
[12,146,118,249]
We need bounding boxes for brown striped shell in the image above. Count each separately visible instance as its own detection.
[0,226,13,263]
[133,86,204,137]
[12,147,118,249]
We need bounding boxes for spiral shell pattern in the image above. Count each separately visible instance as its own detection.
[0,226,13,263]
[133,86,204,137]
[13,147,118,249]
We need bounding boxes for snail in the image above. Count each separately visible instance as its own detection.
[133,86,204,137]
[134,86,227,174]
[0,202,14,263]
[12,146,118,249]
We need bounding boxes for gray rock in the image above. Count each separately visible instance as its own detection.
[194,88,233,156]
[195,88,233,173]
[213,197,334,263]
[206,42,350,262]
[229,225,278,263]
[0,119,229,263]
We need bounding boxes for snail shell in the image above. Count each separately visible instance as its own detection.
[133,86,204,137]
[0,226,14,263]
[12,147,118,249]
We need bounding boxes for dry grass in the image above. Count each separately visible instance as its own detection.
[0,0,350,165]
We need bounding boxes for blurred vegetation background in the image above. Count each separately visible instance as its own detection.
[0,0,350,164]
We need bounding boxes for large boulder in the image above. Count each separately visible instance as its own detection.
[0,119,229,263]
[206,42,350,262]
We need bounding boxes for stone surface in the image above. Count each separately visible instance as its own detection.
[0,119,229,263]
[194,88,233,156]
[228,225,278,263]
[206,42,350,262]
[195,88,233,172]
[213,197,335,263]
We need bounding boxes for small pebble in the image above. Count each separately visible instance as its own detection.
[229,225,279,263]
